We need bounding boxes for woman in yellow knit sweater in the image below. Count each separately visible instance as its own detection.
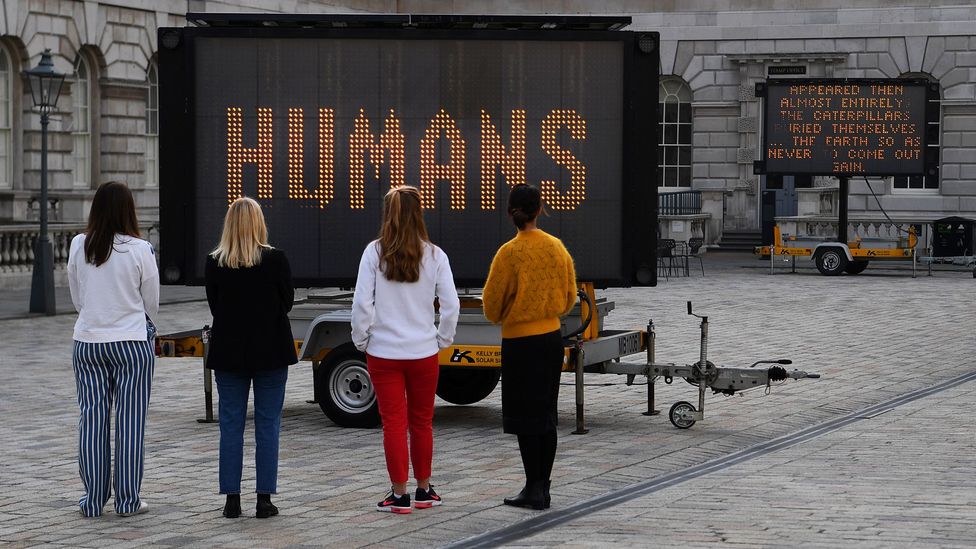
[482,183,577,510]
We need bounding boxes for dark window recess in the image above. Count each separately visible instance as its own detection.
[894,174,939,190]
[765,175,783,190]
[794,175,812,188]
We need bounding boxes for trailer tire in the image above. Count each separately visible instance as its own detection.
[436,368,501,405]
[316,348,380,428]
[669,401,697,429]
[845,260,869,275]
[815,248,848,276]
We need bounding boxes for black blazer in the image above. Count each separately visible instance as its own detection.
[205,247,298,372]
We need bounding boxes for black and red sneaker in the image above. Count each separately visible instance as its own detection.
[414,485,442,509]
[376,490,412,514]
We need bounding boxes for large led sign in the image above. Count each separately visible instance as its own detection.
[756,79,939,177]
[159,25,658,287]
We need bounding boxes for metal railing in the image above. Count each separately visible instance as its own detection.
[0,223,159,273]
[658,190,702,215]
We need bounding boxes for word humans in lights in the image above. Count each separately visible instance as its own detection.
[226,107,589,211]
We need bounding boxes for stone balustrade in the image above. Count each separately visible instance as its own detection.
[0,223,159,278]
[774,216,930,249]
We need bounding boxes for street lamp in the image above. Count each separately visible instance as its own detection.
[25,48,65,315]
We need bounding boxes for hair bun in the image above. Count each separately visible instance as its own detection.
[507,184,542,230]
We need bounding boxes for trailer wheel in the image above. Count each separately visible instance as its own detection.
[669,401,697,429]
[436,368,501,405]
[815,248,848,276]
[316,349,380,428]
[845,260,869,275]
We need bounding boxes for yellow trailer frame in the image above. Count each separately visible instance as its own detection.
[755,226,918,276]
[157,282,647,430]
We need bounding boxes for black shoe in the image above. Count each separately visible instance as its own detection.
[376,489,412,514]
[255,494,278,518]
[543,480,551,509]
[222,494,241,518]
[414,485,442,509]
[503,481,546,510]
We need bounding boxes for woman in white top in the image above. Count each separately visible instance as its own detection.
[67,181,159,518]
[351,185,460,514]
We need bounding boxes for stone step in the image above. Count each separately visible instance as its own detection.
[717,231,763,251]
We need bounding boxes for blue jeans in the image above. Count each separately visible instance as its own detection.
[215,367,288,494]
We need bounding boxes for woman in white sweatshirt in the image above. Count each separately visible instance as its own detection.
[67,181,159,518]
[351,185,460,514]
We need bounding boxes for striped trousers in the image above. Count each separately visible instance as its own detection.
[72,338,155,517]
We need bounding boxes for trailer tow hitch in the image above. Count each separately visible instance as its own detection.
[609,301,821,429]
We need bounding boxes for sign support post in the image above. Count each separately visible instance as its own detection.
[837,176,849,244]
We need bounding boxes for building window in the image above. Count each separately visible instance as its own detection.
[893,174,938,190]
[72,54,92,188]
[658,78,692,188]
[146,62,158,187]
[0,47,11,189]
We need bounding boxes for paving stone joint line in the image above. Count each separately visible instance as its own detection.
[445,369,976,549]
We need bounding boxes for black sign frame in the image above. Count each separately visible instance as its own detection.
[158,24,659,288]
[754,78,940,177]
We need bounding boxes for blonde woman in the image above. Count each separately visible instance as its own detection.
[352,186,460,514]
[205,197,297,519]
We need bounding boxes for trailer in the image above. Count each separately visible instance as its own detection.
[159,285,642,429]
[158,289,820,431]
[755,225,919,276]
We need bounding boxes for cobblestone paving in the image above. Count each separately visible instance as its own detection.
[1,256,973,548]
[511,381,976,548]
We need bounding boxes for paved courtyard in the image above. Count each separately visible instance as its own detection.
[1,255,974,548]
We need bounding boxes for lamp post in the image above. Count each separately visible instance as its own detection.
[25,49,65,315]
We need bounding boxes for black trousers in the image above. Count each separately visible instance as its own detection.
[501,330,563,435]
[502,330,563,484]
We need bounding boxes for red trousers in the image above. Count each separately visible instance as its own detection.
[367,353,439,484]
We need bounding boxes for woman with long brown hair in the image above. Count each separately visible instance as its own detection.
[205,197,297,519]
[68,181,159,517]
[482,183,577,510]
[351,185,460,514]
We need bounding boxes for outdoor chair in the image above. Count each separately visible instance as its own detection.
[686,237,705,276]
[657,238,680,279]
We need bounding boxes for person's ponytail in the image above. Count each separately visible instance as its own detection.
[509,207,532,230]
[507,184,542,230]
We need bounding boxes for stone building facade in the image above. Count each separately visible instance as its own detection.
[0,0,371,226]
[624,1,976,245]
[1,0,973,249]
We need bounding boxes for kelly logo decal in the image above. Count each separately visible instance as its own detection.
[447,348,502,365]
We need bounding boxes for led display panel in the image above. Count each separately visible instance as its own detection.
[159,26,658,287]
[759,79,937,176]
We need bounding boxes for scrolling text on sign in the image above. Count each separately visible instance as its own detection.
[227,107,588,211]
[768,84,922,174]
